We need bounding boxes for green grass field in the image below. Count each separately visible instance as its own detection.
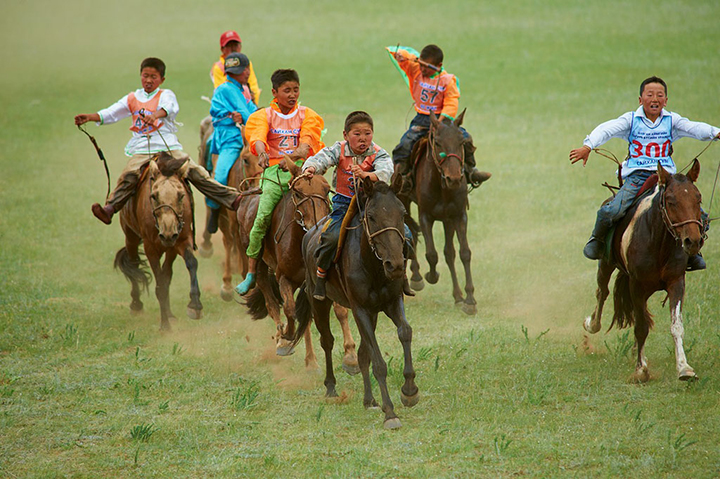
[2,0,720,477]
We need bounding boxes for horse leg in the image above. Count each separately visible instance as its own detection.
[441,218,464,305]
[584,260,615,334]
[667,279,696,381]
[312,298,337,397]
[279,276,316,368]
[630,283,651,383]
[384,296,419,408]
[333,303,359,375]
[354,307,400,429]
[124,233,144,313]
[183,247,203,320]
[408,244,424,291]
[198,205,214,258]
[357,335,378,409]
[255,265,287,355]
[146,252,171,332]
[455,213,477,315]
[220,216,235,301]
[161,252,177,322]
[419,213,439,284]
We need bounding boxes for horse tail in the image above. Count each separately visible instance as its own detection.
[114,247,151,293]
[609,271,633,330]
[243,274,282,320]
[292,282,312,347]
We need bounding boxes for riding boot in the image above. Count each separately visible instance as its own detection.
[313,276,327,301]
[207,208,221,234]
[235,258,258,296]
[465,165,492,187]
[394,160,413,195]
[583,218,612,260]
[91,203,116,225]
[687,253,706,271]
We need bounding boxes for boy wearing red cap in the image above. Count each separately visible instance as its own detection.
[210,30,261,105]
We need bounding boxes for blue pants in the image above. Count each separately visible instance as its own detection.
[206,146,240,210]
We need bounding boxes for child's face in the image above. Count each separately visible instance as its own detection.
[419,57,441,77]
[228,68,251,85]
[343,122,374,155]
[639,82,667,118]
[140,67,164,93]
[272,81,300,112]
[221,41,241,58]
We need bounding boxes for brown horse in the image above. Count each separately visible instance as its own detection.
[197,118,262,300]
[583,160,704,383]
[293,178,418,429]
[402,110,485,315]
[114,152,201,332]
[237,157,358,370]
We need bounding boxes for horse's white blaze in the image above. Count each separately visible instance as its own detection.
[670,300,690,372]
[620,189,658,267]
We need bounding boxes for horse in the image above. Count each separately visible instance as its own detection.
[583,160,704,383]
[237,157,358,371]
[114,151,201,332]
[293,177,418,429]
[197,118,262,300]
[401,110,484,315]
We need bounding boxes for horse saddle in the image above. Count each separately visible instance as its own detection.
[332,195,359,264]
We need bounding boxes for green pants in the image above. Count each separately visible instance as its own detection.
[246,161,302,259]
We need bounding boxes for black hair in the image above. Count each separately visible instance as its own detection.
[344,111,374,132]
[420,44,443,65]
[640,76,667,96]
[140,57,166,77]
[271,69,300,90]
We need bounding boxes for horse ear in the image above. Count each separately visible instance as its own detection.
[453,108,466,128]
[390,172,403,195]
[429,111,441,130]
[657,161,671,185]
[362,176,375,196]
[687,158,700,183]
[283,155,301,177]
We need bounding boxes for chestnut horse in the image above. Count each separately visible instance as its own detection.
[114,152,201,331]
[237,157,358,371]
[197,118,262,300]
[401,110,485,315]
[583,160,704,382]
[294,178,418,429]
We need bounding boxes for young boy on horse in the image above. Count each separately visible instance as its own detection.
[234,69,325,296]
[75,57,243,225]
[211,30,261,104]
[570,76,720,269]
[387,44,490,192]
[301,111,414,300]
[206,52,258,233]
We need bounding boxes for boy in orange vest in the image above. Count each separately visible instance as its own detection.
[387,44,490,192]
[75,57,242,225]
[210,30,261,104]
[234,69,324,296]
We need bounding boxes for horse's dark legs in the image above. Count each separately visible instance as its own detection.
[630,282,651,383]
[441,219,463,303]
[455,212,476,315]
[357,334,378,409]
[332,303,359,375]
[125,235,144,313]
[198,205,214,258]
[584,260,615,334]
[312,298,337,397]
[353,307,400,429]
[667,278,696,380]
[255,263,289,355]
[147,251,172,332]
[419,213,439,284]
[279,276,317,369]
[384,297,419,407]
[183,247,203,320]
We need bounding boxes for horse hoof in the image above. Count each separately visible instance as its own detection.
[342,361,361,376]
[276,343,296,357]
[583,316,600,334]
[383,418,402,430]
[198,243,213,258]
[186,308,203,320]
[401,390,420,408]
[410,279,425,291]
[306,359,320,371]
[425,271,440,284]
[462,302,477,316]
[679,368,697,381]
[631,367,650,384]
[220,286,234,302]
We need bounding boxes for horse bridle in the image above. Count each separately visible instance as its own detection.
[149,174,185,233]
[360,196,406,261]
[274,174,330,242]
[428,127,464,186]
[659,185,704,242]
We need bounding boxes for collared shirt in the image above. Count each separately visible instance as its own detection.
[211,55,261,103]
[97,88,182,156]
[583,106,720,178]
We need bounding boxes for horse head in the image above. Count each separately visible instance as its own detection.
[149,152,187,247]
[284,155,331,230]
[359,177,407,280]
[428,110,466,190]
[658,159,703,256]
[240,126,263,187]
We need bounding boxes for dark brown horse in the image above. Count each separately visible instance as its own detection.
[583,160,704,382]
[294,178,418,429]
[197,120,262,300]
[114,152,201,332]
[237,157,358,370]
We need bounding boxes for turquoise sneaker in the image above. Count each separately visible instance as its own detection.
[234,273,256,296]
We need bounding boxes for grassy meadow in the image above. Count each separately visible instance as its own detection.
[2,0,720,477]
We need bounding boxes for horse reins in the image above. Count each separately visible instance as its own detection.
[148,171,185,234]
[658,185,705,242]
[77,124,111,200]
[427,127,465,188]
[274,172,330,242]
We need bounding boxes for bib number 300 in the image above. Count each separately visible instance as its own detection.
[631,139,671,158]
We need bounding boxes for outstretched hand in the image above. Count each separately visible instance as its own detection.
[258,152,270,169]
[569,145,592,166]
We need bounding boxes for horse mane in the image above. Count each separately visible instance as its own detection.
[155,151,189,177]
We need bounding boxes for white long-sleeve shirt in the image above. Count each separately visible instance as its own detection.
[97,88,183,156]
[583,106,719,178]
